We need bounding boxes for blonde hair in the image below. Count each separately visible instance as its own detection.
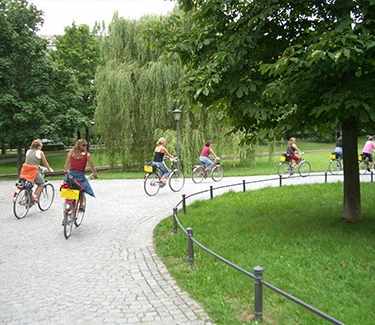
[289,137,296,142]
[72,139,87,155]
[156,137,166,145]
[30,139,42,150]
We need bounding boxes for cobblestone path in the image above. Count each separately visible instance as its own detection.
[0,174,345,324]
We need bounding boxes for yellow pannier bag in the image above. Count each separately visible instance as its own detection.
[279,155,286,162]
[330,153,336,160]
[60,188,80,200]
[144,164,153,173]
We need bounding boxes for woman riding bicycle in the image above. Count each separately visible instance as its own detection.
[152,137,174,185]
[23,139,54,202]
[199,140,219,171]
[362,136,375,170]
[286,137,301,167]
[64,139,97,212]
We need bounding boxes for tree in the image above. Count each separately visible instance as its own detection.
[0,0,83,172]
[175,0,375,221]
[0,0,53,170]
[52,23,101,141]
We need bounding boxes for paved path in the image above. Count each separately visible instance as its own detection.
[0,173,351,324]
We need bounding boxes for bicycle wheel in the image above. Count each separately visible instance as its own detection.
[192,166,205,183]
[328,160,342,175]
[74,199,85,227]
[144,173,160,196]
[63,209,74,239]
[13,189,31,219]
[278,163,291,177]
[359,160,371,175]
[38,183,55,211]
[169,169,185,192]
[298,160,311,177]
[211,165,224,182]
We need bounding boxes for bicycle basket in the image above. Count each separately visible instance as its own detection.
[16,179,33,190]
[279,155,287,162]
[60,188,80,200]
[144,161,153,173]
[330,153,337,160]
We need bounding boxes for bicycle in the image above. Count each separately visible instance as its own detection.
[327,152,343,175]
[359,153,374,175]
[143,158,185,196]
[192,159,224,183]
[59,174,88,239]
[13,167,55,219]
[278,153,311,177]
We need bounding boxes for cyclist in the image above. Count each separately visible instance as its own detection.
[286,137,301,167]
[334,134,343,159]
[362,136,375,171]
[152,137,175,185]
[64,139,97,212]
[23,139,54,202]
[199,140,219,171]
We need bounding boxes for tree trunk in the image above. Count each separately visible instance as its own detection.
[1,142,5,155]
[85,126,90,152]
[16,146,24,176]
[342,117,361,222]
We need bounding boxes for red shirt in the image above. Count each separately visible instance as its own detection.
[70,152,88,172]
[200,146,210,157]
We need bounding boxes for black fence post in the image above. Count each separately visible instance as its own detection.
[182,194,186,214]
[324,172,328,184]
[254,266,264,322]
[210,186,214,200]
[279,175,282,187]
[172,208,178,234]
[187,227,194,266]
[243,180,246,192]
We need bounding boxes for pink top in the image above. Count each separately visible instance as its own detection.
[363,141,375,154]
[200,146,210,157]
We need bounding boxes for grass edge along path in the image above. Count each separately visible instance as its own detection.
[154,183,375,325]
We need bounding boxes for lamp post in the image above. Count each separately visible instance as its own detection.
[172,107,182,160]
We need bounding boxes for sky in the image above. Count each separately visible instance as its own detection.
[29,0,176,35]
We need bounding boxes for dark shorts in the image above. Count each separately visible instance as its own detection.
[362,152,373,162]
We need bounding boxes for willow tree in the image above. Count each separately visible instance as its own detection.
[96,14,229,170]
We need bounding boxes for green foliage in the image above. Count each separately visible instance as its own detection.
[95,15,236,169]
[0,0,79,149]
[52,23,100,122]
[155,183,375,324]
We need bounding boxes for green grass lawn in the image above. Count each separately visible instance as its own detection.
[154,183,375,325]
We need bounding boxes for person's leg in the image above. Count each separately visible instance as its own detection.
[33,172,44,201]
[79,193,86,211]
[34,185,43,201]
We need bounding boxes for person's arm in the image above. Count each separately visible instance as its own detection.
[209,147,218,159]
[87,153,97,178]
[64,151,72,173]
[292,143,300,153]
[162,146,174,159]
[40,151,54,172]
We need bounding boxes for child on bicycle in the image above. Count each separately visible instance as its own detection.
[23,139,54,202]
[199,140,219,171]
[152,137,175,185]
[362,136,375,170]
[64,139,97,212]
[286,137,301,167]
